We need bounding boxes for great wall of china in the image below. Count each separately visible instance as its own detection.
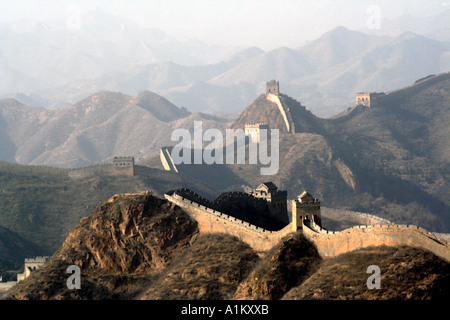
[266,93,295,133]
[165,191,293,252]
[160,146,178,173]
[164,190,450,262]
[157,79,450,262]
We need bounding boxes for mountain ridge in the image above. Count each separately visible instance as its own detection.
[3,25,449,117]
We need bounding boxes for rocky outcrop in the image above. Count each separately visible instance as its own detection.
[140,233,259,300]
[233,232,321,300]
[283,245,450,300]
[60,192,198,273]
[5,192,199,299]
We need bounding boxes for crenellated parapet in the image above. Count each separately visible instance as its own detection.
[302,222,450,262]
[165,191,293,252]
[163,188,450,262]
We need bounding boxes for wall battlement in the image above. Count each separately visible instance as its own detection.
[17,256,51,282]
[164,191,450,261]
[112,156,134,176]
[266,80,279,95]
[168,193,269,234]
[165,192,293,252]
[244,123,270,143]
[24,256,50,263]
[302,221,450,262]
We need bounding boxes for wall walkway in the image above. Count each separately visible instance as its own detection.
[160,147,178,173]
[266,94,295,133]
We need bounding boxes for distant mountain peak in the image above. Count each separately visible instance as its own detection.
[131,90,190,122]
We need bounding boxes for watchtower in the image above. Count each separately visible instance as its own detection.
[17,256,50,282]
[355,92,384,107]
[266,80,279,95]
[245,123,269,143]
[112,156,135,176]
[292,191,321,231]
[252,182,288,222]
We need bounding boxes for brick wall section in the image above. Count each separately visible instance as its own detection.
[160,147,178,172]
[266,93,295,133]
[164,192,450,261]
[165,193,293,252]
[303,221,450,262]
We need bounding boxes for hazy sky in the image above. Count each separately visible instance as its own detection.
[1,0,449,49]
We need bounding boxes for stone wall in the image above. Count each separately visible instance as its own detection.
[68,163,113,179]
[165,193,293,252]
[164,192,450,262]
[160,147,178,173]
[302,222,450,263]
[112,157,134,176]
[266,94,295,133]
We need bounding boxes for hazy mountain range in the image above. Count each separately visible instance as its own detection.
[0,90,230,167]
[1,9,449,117]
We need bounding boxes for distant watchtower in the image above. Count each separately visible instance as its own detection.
[112,156,135,176]
[292,191,321,231]
[266,80,279,96]
[17,256,50,282]
[252,182,288,223]
[355,92,385,107]
[245,123,269,143]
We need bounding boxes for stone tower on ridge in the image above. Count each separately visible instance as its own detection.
[292,191,321,231]
[266,80,279,95]
[244,123,269,143]
[355,92,385,107]
[112,156,135,176]
[251,182,288,223]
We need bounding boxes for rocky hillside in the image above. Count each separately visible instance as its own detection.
[231,93,323,135]
[3,192,449,300]
[283,245,450,300]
